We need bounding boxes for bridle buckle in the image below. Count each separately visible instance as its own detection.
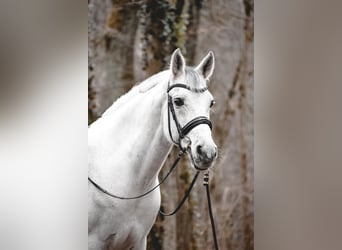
[180,135,191,152]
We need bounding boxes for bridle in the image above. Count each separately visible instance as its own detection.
[167,81,212,155]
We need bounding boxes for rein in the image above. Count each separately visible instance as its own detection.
[88,150,186,200]
[88,81,219,250]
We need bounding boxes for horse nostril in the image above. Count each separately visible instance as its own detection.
[196,145,203,156]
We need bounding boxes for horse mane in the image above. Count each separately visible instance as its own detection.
[102,70,170,117]
[102,67,206,117]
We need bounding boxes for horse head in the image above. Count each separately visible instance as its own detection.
[163,49,217,170]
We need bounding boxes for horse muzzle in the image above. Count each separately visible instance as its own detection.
[190,143,217,170]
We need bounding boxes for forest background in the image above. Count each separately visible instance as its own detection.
[88,0,254,249]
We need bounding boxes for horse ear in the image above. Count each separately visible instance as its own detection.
[170,48,185,78]
[195,51,215,80]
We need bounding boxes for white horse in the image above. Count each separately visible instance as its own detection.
[88,49,217,250]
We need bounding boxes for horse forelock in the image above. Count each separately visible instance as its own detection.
[184,67,207,90]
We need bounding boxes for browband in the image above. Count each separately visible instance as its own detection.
[167,83,208,93]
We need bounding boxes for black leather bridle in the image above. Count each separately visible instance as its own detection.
[167,82,212,152]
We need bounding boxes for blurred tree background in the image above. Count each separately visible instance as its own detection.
[88,0,253,249]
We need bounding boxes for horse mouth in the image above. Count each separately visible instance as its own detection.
[188,152,213,170]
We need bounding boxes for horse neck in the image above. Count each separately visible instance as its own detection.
[131,90,172,186]
[103,79,173,192]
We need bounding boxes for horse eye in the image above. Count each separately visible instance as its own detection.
[174,98,184,107]
[210,100,216,108]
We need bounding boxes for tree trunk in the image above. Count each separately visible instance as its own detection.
[88,0,139,124]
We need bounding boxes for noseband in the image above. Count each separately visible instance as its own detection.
[167,82,212,151]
